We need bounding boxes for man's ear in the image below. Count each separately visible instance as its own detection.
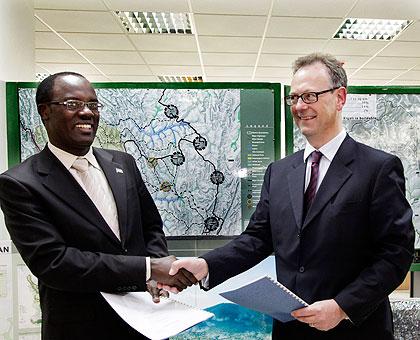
[336,87,347,112]
[37,104,50,122]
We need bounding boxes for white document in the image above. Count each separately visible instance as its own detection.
[101,292,214,340]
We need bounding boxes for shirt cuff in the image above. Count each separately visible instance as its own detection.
[146,257,151,281]
[201,273,210,289]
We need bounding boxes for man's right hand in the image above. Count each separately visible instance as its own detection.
[157,258,209,293]
[150,255,197,292]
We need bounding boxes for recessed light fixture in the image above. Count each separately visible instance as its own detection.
[36,73,49,81]
[158,76,203,83]
[333,18,412,40]
[115,11,193,34]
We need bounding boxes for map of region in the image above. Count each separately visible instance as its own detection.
[19,88,241,236]
[294,93,420,248]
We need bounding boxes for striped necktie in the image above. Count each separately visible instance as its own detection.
[304,151,323,215]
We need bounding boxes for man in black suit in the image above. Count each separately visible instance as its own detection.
[164,53,415,339]
[0,72,196,340]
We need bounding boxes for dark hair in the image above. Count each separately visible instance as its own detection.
[292,53,347,88]
[35,71,87,106]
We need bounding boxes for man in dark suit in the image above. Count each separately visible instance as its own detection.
[164,53,415,339]
[0,72,196,340]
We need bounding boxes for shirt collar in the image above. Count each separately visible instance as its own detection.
[47,143,100,170]
[303,129,347,162]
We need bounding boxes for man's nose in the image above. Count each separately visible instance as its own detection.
[294,97,308,110]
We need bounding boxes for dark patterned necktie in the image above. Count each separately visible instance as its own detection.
[304,151,323,214]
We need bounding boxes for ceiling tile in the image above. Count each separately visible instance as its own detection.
[335,55,372,69]
[364,56,420,69]
[272,0,352,17]
[202,53,257,66]
[255,67,291,78]
[142,52,200,65]
[205,66,253,77]
[35,49,86,63]
[35,32,71,49]
[205,76,254,82]
[36,63,102,75]
[108,75,160,82]
[348,0,420,20]
[131,35,197,52]
[262,38,325,54]
[104,0,189,12]
[259,54,300,67]
[199,36,261,52]
[61,33,134,50]
[387,79,420,85]
[86,75,110,82]
[34,0,107,10]
[349,68,404,80]
[82,50,145,64]
[378,41,420,57]
[35,10,123,33]
[324,39,388,56]
[195,14,266,37]
[96,64,152,75]
[267,17,343,39]
[395,70,420,80]
[149,65,203,75]
[254,77,287,84]
[192,0,271,15]
[395,20,420,41]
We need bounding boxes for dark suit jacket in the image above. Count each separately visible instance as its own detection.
[202,135,414,339]
[0,147,168,340]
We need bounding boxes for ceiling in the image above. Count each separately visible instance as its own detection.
[34,0,420,85]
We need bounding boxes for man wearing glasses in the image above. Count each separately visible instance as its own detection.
[0,72,196,339]
[166,53,414,339]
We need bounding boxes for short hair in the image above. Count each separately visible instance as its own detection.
[35,72,87,106]
[292,53,347,88]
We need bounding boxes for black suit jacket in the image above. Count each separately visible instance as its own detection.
[202,135,414,339]
[0,147,168,340]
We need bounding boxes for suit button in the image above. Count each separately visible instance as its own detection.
[297,233,301,238]
[124,248,128,253]
[299,266,305,273]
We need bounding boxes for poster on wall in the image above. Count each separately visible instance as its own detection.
[17,86,278,238]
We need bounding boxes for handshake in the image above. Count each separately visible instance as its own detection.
[149,255,208,297]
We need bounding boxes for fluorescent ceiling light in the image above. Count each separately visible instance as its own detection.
[115,11,193,34]
[158,76,203,83]
[36,73,49,81]
[334,18,411,40]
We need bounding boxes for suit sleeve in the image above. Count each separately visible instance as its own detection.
[334,155,414,325]
[201,163,274,288]
[129,154,168,258]
[0,171,149,293]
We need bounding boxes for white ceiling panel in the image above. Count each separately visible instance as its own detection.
[364,56,420,69]
[142,52,200,65]
[379,41,420,57]
[35,10,122,33]
[86,75,110,82]
[195,15,266,37]
[35,49,86,63]
[388,80,420,85]
[255,67,291,78]
[259,54,300,67]
[35,32,71,49]
[324,39,388,56]
[131,35,197,52]
[335,55,372,69]
[192,0,271,15]
[149,65,203,75]
[205,76,258,82]
[350,68,403,80]
[348,0,420,20]
[61,33,134,50]
[36,63,102,74]
[34,0,107,10]
[202,53,257,66]
[82,50,145,64]
[107,75,159,82]
[396,70,420,80]
[267,17,343,39]
[96,64,152,75]
[199,36,261,53]
[262,38,325,54]
[254,77,286,84]
[104,0,189,12]
[205,66,253,77]
[272,0,352,18]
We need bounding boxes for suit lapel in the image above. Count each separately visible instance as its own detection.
[287,151,306,229]
[94,148,128,245]
[302,136,355,230]
[37,147,121,245]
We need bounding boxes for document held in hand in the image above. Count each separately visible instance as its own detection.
[220,275,308,322]
[101,292,214,340]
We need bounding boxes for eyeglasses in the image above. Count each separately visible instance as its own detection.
[285,87,339,106]
[44,100,103,112]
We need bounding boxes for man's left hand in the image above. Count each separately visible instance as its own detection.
[291,299,347,331]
